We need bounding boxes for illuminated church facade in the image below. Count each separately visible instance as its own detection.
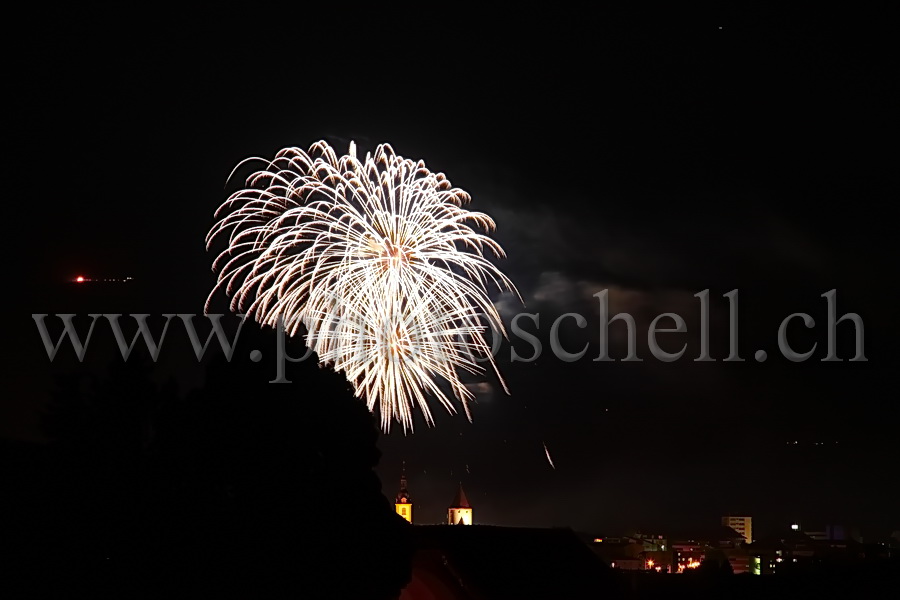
[447,484,472,525]
[394,471,473,526]
[394,468,413,523]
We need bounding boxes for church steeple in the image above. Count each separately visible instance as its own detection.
[394,462,413,523]
[452,483,470,509]
[448,483,473,525]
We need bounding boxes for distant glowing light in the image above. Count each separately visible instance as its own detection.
[791,524,799,531]
[75,276,85,283]
[678,558,701,572]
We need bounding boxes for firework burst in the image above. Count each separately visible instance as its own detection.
[206,141,518,431]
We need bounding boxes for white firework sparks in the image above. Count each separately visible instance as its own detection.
[543,441,556,469]
[206,140,518,431]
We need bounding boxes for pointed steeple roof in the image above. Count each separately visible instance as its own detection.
[395,461,411,504]
[451,483,470,508]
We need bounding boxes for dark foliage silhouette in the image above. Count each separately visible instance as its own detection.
[2,323,412,598]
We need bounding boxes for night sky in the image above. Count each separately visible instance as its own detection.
[7,10,897,540]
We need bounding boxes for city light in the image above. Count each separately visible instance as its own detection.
[71,275,132,283]
[677,559,701,573]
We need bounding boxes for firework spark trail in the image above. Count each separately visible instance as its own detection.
[543,441,556,469]
[206,141,519,431]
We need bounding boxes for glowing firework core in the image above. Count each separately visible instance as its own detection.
[206,141,518,431]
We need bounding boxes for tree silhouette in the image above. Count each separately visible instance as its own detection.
[9,322,412,598]
[137,322,413,597]
[720,557,734,576]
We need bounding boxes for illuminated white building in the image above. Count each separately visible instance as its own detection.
[448,484,472,525]
[721,515,752,544]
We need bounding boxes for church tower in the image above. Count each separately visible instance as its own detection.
[447,483,473,525]
[394,464,413,523]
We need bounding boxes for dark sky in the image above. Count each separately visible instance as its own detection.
[8,10,897,538]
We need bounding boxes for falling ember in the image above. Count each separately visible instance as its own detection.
[206,141,519,431]
[543,441,556,469]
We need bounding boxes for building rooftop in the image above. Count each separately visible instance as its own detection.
[402,525,611,599]
[450,483,470,509]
